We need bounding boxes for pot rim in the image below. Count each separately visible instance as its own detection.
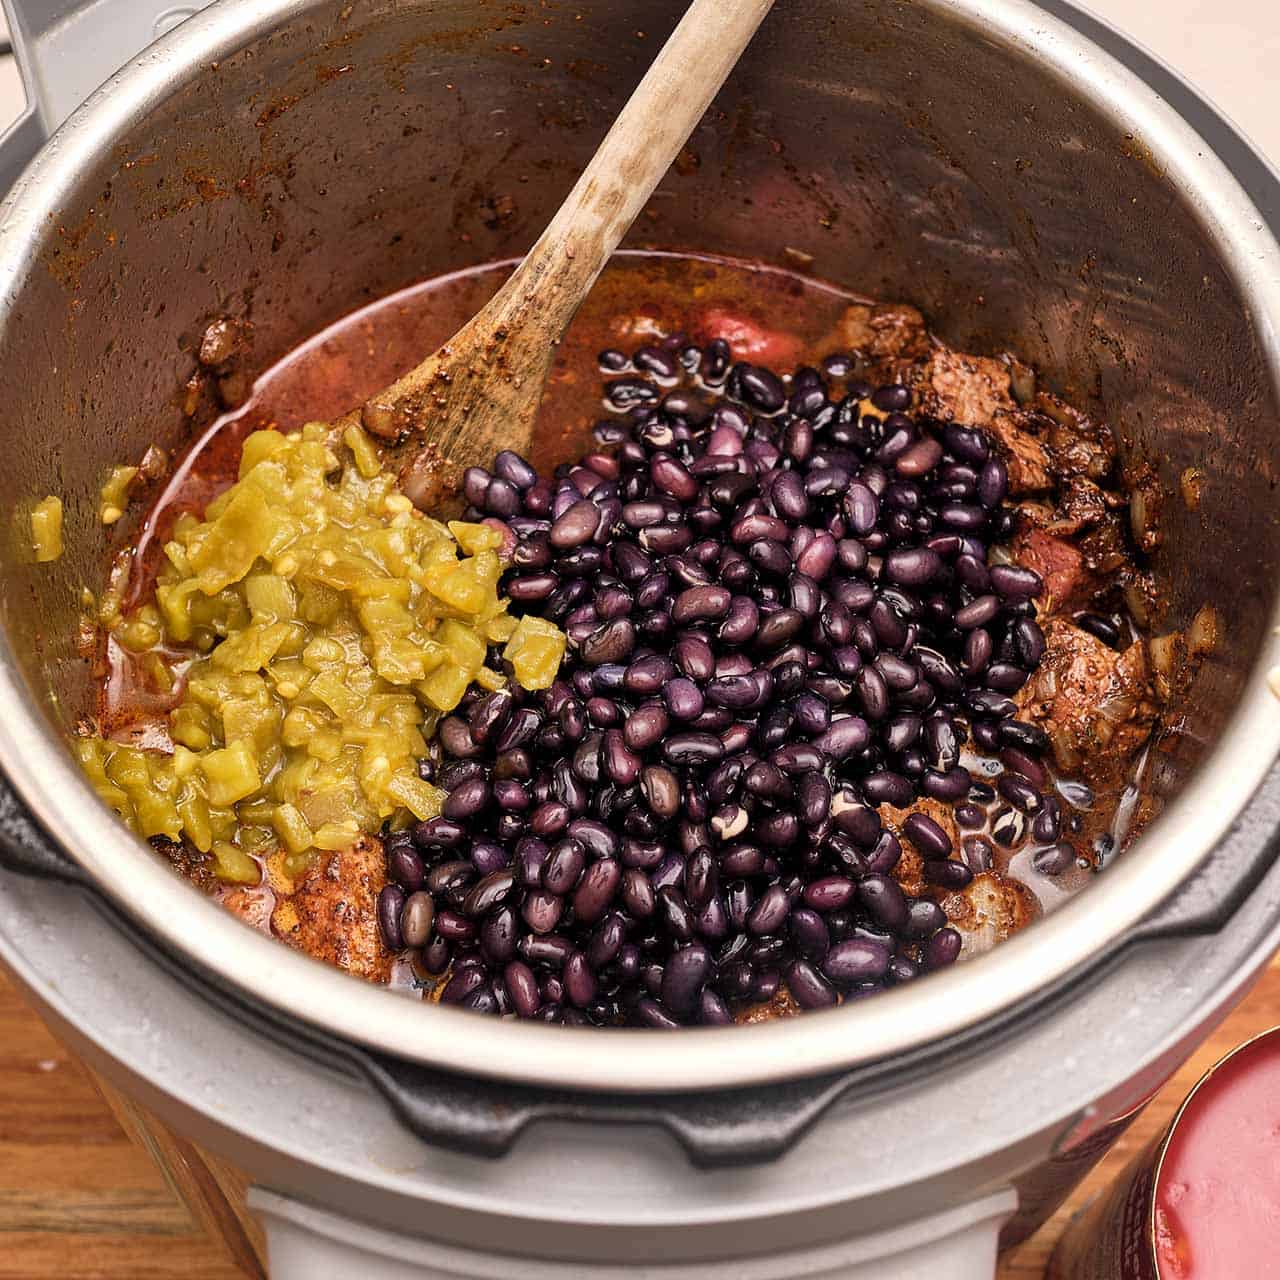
[1,0,1278,1093]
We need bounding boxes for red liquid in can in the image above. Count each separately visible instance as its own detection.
[1153,1033,1280,1278]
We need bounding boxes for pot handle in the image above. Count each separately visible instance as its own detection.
[0,0,213,195]
[354,1050,855,1168]
[0,769,91,886]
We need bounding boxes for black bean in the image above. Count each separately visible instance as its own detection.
[398,889,435,948]
[579,618,636,665]
[924,927,963,969]
[977,457,1008,507]
[664,676,705,721]
[856,665,890,721]
[435,909,477,942]
[441,968,486,1004]
[563,951,598,1007]
[657,886,696,942]
[876,654,918,691]
[943,423,990,463]
[746,884,790,936]
[998,716,1049,752]
[786,959,837,1009]
[968,689,1017,718]
[857,872,909,930]
[504,961,541,1018]
[439,716,481,759]
[1031,796,1063,842]
[903,812,953,859]
[903,898,947,939]
[668,583,731,626]
[921,767,972,803]
[603,730,641,786]
[635,571,671,609]
[990,564,1042,600]
[868,597,907,648]
[911,647,959,698]
[443,776,490,821]
[1076,612,1121,646]
[480,906,519,964]
[521,890,563,934]
[422,936,452,975]
[521,933,573,969]
[635,998,682,1029]
[809,714,869,761]
[674,635,715,681]
[772,470,811,521]
[954,594,1000,629]
[896,437,943,477]
[573,858,621,922]
[513,838,549,888]
[747,538,792,577]
[823,937,891,985]
[542,840,586,895]
[801,875,854,913]
[749,607,800,652]
[640,764,681,820]
[624,703,670,753]
[1014,617,1047,666]
[530,800,570,837]
[607,377,659,408]
[549,499,602,550]
[662,733,724,766]
[587,914,627,970]
[662,944,714,1014]
[872,383,911,412]
[733,511,788,543]
[377,884,406,950]
[622,867,656,918]
[386,842,425,891]
[735,364,786,412]
[491,448,535,489]
[923,858,973,889]
[991,807,1028,848]
[885,547,942,586]
[676,846,716,912]
[622,654,672,696]
[483,477,521,518]
[1033,842,1077,876]
[998,772,1044,814]
[783,904,828,959]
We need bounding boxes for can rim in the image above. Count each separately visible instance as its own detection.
[1146,1024,1280,1277]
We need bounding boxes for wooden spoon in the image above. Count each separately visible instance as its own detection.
[354,0,776,510]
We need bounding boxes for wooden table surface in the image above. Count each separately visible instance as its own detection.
[2,958,1277,1279]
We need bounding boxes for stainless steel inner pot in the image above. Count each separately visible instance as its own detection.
[0,0,1278,1097]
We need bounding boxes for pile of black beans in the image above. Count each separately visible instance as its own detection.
[376,334,1062,1026]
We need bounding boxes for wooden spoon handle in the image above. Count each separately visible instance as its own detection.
[488,0,777,340]
[371,0,776,507]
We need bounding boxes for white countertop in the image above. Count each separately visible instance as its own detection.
[0,3,1274,161]
[1099,0,1280,160]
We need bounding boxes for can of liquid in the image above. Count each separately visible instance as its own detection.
[1048,1026,1280,1279]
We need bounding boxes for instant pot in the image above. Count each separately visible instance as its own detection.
[1,0,1279,1275]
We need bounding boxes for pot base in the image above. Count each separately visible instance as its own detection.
[249,1186,1016,1280]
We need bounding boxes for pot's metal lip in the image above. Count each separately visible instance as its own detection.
[0,0,1278,1094]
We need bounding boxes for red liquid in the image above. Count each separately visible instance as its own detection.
[1154,1032,1280,1278]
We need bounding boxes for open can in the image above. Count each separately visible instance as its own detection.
[1049,1025,1280,1279]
